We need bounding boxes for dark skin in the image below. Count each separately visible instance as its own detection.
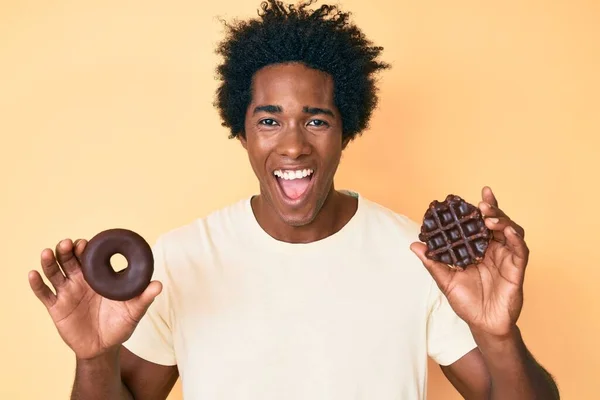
[239,62,358,244]
[29,62,558,399]
[28,237,178,400]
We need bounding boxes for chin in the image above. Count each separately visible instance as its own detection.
[276,208,319,227]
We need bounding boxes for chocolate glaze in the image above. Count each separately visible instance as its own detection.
[418,194,492,269]
[80,228,154,301]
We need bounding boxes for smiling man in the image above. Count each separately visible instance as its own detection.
[30,1,560,399]
[240,62,358,241]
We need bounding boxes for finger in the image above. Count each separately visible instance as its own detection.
[410,242,455,291]
[73,239,87,259]
[40,248,67,290]
[55,239,81,277]
[126,281,163,322]
[485,216,524,235]
[28,270,57,309]
[482,186,499,208]
[478,200,508,239]
[481,205,525,238]
[478,197,526,240]
[504,226,529,268]
[478,201,508,219]
[483,216,508,244]
[485,217,505,229]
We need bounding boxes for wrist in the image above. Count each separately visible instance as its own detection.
[76,346,121,367]
[470,325,529,370]
[470,324,521,349]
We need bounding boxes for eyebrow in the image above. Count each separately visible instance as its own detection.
[252,105,335,117]
[253,105,282,114]
[303,106,335,117]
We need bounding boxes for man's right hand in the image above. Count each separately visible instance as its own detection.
[28,238,162,361]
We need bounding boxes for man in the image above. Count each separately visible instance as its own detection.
[29,1,559,399]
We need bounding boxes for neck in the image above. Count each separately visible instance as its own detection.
[251,185,357,244]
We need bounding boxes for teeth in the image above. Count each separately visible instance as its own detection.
[273,169,314,180]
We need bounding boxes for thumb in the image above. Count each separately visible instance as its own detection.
[126,280,163,319]
[410,242,454,292]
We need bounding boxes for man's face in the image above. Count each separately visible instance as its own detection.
[240,62,346,227]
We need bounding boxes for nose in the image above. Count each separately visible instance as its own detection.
[276,125,311,159]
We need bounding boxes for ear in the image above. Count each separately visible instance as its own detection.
[237,133,247,149]
[341,136,351,150]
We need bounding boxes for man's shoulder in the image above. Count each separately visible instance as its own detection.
[351,192,434,288]
[155,196,252,248]
[357,193,422,241]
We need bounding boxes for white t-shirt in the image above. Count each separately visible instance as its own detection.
[123,191,477,399]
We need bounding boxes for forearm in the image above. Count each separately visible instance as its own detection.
[473,326,559,400]
[70,347,133,400]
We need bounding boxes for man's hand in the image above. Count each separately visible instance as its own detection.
[410,186,528,338]
[29,238,162,360]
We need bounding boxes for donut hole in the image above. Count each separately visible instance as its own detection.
[110,253,128,273]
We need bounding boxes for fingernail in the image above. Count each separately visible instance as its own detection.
[488,218,499,224]
[509,226,518,235]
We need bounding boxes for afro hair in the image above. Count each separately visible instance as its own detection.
[214,0,390,142]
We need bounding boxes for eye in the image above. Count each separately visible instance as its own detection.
[259,118,279,126]
[307,119,329,127]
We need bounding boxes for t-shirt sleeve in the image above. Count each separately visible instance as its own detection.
[426,280,478,366]
[122,236,177,366]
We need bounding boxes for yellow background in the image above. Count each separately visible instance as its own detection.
[1,0,598,398]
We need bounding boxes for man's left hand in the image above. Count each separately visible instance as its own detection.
[411,186,529,339]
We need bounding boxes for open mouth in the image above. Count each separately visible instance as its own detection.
[273,168,315,202]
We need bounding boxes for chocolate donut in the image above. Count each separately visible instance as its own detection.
[80,228,154,301]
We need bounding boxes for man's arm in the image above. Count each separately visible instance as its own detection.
[412,187,560,399]
[70,345,179,400]
[442,327,559,400]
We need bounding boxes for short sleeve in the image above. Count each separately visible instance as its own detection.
[426,280,478,366]
[122,236,177,366]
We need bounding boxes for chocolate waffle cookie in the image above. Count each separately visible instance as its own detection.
[418,194,492,269]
